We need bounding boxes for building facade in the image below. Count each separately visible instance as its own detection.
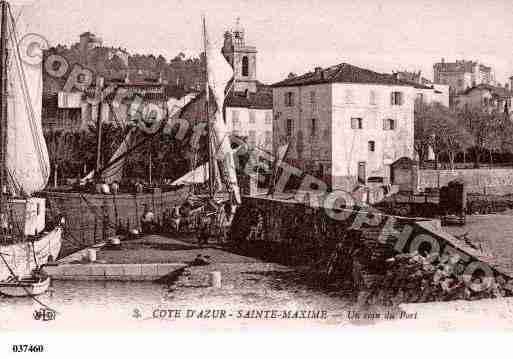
[433,59,495,94]
[46,79,167,132]
[225,87,273,150]
[272,63,416,191]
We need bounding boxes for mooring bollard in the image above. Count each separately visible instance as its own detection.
[87,248,97,263]
[210,271,222,288]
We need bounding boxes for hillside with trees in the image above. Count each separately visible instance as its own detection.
[43,42,206,94]
[42,38,207,186]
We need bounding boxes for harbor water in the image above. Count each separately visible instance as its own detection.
[0,281,171,330]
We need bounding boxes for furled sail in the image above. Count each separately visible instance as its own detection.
[5,12,49,195]
[172,162,210,186]
[81,128,137,184]
[103,129,135,184]
[172,145,242,186]
[204,19,241,204]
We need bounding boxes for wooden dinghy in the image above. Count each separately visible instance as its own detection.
[0,274,50,297]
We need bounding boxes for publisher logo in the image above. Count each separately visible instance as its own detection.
[33,308,56,322]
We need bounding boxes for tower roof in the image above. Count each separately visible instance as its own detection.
[231,17,245,46]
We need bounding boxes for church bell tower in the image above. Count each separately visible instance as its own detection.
[222,18,257,93]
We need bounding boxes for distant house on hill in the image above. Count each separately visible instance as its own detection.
[455,84,513,118]
[433,59,495,94]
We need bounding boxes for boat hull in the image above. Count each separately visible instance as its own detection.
[0,226,62,282]
[0,276,51,297]
[40,188,188,256]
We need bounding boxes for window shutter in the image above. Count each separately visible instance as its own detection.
[391,92,394,105]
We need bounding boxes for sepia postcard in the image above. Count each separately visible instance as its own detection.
[2,0,513,355]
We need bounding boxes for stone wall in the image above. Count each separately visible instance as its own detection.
[419,168,513,195]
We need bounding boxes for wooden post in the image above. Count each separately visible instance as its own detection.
[148,149,152,185]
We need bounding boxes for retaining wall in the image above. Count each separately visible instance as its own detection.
[419,168,513,195]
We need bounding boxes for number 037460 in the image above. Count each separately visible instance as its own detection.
[12,345,44,353]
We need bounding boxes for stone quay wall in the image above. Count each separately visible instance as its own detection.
[230,195,512,284]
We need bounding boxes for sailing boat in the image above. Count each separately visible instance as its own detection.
[171,17,241,238]
[0,0,63,291]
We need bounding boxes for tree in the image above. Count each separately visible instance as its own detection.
[460,108,504,168]
[415,103,472,169]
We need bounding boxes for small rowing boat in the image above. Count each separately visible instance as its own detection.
[0,273,50,297]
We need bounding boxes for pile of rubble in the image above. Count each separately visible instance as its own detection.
[354,251,511,306]
[325,227,512,305]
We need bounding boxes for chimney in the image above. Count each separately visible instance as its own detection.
[314,67,325,80]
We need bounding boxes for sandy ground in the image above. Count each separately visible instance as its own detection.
[444,214,513,276]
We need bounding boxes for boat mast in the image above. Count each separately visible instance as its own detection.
[0,1,8,210]
[94,77,104,183]
[202,16,215,198]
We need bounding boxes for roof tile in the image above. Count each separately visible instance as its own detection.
[271,63,414,88]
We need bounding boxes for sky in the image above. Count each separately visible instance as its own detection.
[15,0,513,85]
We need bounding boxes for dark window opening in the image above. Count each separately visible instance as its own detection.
[311,118,317,137]
[286,118,293,138]
[242,56,249,77]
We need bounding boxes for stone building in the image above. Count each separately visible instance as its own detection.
[272,63,416,190]
[433,59,495,94]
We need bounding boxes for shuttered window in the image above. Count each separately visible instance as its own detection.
[351,117,363,129]
[391,91,403,105]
